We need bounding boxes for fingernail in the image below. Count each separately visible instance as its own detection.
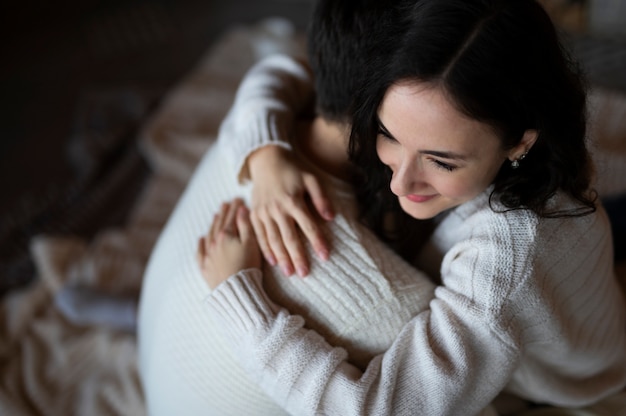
[324,209,334,220]
[281,265,293,277]
[266,255,277,266]
[317,248,329,261]
[296,265,308,278]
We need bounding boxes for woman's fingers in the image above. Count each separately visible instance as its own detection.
[210,203,228,242]
[273,187,329,272]
[251,213,276,266]
[274,214,309,277]
[265,219,294,277]
[236,205,254,242]
[303,173,335,221]
[289,205,329,262]
[210,200,243,243]
[252,205,294,277]
[221,198,242,236]
[197,199,263,289]
[301,174,331,260]
[247,147,334,276]
[252,196,325,277]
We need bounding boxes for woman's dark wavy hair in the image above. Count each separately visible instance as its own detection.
[348,0,596,245]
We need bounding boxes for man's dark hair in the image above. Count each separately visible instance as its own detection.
[307,0,413,123]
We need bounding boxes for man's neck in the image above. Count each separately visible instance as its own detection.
[296,116,352,181]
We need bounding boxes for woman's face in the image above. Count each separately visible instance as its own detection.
[376,81,519,219]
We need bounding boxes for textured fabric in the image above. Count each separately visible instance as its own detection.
[221,54,315,184]
[204,54,626,416]
[5,21,624,416]
[207,189,626,415]
[137,55,437,415]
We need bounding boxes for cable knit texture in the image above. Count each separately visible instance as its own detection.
[207,189,626,415]
[138,54,436,416]
[202,55,626,415]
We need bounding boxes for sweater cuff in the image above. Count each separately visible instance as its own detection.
[232,111,294,184]
[204,268,280,338]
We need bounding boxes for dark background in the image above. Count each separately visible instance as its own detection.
[0,0,316,294]
[1,0,315,216]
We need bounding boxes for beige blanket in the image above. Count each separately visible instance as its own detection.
[0,19,305,416]
[1,18,624,416]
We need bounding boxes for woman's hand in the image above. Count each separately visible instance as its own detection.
[248,146,334,278]
[196,199,262,290]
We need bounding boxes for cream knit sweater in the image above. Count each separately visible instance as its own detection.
[138,55,437,415]
[204,55,626,415]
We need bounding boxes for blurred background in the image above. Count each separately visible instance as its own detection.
[0,0,316,295]
[0,0,625,295]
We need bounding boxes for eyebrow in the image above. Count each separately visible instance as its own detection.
[377,118,469,161]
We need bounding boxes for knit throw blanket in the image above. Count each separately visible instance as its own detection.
[0,18,624,416]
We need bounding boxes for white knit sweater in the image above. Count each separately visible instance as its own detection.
[204,55,626,415]
[137,55,437,415]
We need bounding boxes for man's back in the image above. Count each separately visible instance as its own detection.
[137,58,436,415]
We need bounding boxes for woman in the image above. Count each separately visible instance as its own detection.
[198,0,626,415]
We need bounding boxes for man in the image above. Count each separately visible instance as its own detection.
[137,1,436,414]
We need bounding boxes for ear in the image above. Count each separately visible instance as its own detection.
[507,129,538,162]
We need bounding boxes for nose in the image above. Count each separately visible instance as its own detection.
[389,157,421,196]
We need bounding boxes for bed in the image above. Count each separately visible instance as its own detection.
[1,17,625,416]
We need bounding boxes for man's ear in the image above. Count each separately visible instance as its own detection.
[508,129,539,162]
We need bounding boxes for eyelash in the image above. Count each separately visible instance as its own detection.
[430,159,457,172]
[377,128,396,142]
[378,128,458,172]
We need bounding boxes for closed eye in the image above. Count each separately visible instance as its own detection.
[377,117,462,172]
[430,159,457,172]
[377,119,397,142]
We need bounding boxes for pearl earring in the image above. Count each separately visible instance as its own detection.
[511,151,528,169]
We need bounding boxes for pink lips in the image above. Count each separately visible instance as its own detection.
[405,194,436,203]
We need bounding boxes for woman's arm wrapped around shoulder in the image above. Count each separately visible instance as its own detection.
[216,54,335,277]
[217,53,315,183]
[204,267,519,416]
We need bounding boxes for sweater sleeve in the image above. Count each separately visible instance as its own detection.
[205,269,521,416]
[216,54,315,183]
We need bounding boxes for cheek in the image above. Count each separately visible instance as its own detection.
[434,174,489,201]
[435,154,506,200]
